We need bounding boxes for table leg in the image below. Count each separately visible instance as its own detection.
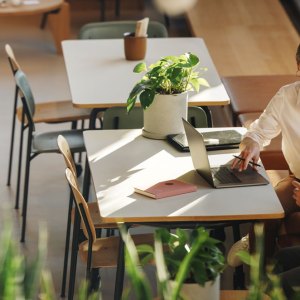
[114,235,125,300]
[48,2,70,54]
[232,222,246,290]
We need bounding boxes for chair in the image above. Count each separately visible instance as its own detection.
[102,106,209,130]
[5,44,91,193]
[102,107,144,129]
[65,167,154,298]
[187,106,210,128]
[57,135,118,298]
[78,20,168,39]
[14,69,85,243]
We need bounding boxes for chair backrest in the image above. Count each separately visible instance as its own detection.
[14,70,36,129]
[102,106,209,129]
[5,44,21,74]
[102,107,144,129]
[65,168,96,243]
[187,106,209,128]
[78,20,168,39]
[57,135,78,178]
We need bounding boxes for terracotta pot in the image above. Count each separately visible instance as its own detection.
[142,92,188,139]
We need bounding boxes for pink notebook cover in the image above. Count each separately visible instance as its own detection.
[134,179,197,199]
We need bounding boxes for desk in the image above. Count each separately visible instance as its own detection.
[62,38,230,109]
[0,0,69,54]
[84,128,283,223]
[81,128,283,299]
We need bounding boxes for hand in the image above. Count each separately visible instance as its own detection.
[231,137,260,171]
[292,180,300,206]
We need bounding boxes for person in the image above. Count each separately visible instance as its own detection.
[227,43,300,268]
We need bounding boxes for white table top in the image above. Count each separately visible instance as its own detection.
[83,128,284,223]
[62,38,230,108]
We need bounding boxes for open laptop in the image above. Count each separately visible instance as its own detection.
[182,118,269,188]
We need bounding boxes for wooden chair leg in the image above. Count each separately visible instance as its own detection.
[40,12,48,29]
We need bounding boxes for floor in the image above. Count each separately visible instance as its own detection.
[0,0,275,298]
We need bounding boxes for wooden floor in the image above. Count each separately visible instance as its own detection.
[186,0,300,76]
[0,0,297,298]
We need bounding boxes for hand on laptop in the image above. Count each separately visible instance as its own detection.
[231,137,260,171]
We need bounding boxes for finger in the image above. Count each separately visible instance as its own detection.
[293,187,300,202]
[251,163,258,171]
[292,180,300,188]
[231,158,242,169]
[241,156,251,171]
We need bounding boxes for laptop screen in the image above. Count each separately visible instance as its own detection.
[182,118,214,185]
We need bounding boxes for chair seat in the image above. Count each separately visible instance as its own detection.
[79,233,154,268]
[17,100,91,123]
[33,130,85,153]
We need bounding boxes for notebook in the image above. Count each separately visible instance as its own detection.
[134,179,197,199]
[182,118,269,188]
[167,129,242,152]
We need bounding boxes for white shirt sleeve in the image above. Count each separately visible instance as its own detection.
[244,89,283,149]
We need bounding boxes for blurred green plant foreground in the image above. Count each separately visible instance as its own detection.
[0,207,295,300]
[0,211,99,300]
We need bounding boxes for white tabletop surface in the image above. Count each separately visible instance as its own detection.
[62,38,230,108]
[83,128,284,223]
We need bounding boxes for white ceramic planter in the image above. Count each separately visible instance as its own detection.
[170,276,220,300]
[142,92,188,139]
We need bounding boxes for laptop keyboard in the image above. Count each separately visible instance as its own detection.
[212,167,241,184]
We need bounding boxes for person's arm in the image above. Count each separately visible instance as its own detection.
[232,88,283,171]
[245,89,283,148]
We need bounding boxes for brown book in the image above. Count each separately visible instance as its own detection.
[134,179,197,199]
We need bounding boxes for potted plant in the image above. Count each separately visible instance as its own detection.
[120,226,225,300]
[126,53,209,139]
[155,227,225,300]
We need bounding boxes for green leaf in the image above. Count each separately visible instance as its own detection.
[198,78,210,87]
[187,53,200,67]
[126,96,137,113]
[237,250,251,265]
[119,225,152,300]
[189,78,200,92]
[139,89,155,109]
[133,62,147,73]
